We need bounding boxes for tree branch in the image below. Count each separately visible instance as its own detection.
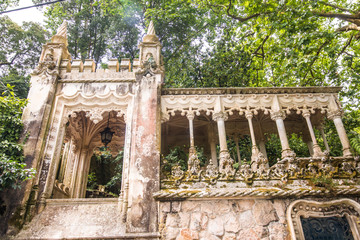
[226,0,271,22]
[318,1,356,14]
[336,23,360,32]
[302,39,330,84]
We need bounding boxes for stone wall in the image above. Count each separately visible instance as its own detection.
[159,199,291,240]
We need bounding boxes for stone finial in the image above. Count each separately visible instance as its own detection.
[56,21,67,37]
[143,20,159,43]
[51,20,68,45]
[147,20,155,35]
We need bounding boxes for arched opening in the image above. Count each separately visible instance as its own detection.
[53,110,126,199]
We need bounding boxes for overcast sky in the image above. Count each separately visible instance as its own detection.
[4,0,45,25]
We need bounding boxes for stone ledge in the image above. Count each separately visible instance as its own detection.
[153,186,360,200]
[46,198,118,205]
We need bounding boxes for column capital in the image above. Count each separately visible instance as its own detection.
[212,112,228,121]
[186,112,195,121]
[302,109,311,119]
[245,111,253,119]
[270,111,286,121]
[327,110,343,120]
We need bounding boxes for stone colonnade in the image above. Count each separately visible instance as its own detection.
[179,106,352,170]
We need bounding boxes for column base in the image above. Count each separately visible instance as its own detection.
[281,149,296,160]
[343,148,353,157]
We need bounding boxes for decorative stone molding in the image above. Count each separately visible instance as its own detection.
[153,186,360,200]
[287,199,360,240]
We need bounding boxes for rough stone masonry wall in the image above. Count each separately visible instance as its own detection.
[159,199,291,240]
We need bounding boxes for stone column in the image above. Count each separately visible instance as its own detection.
[213,112,234,176]
[302,110,323,157]
[233,135,241,164]
[245,111,260,165]
[270,111,294,158]
[74,147,88,198]
[327,110,352,157]
[188,112,195,153]
[302,133,314,156]
[187,112,200,175]
[318,125,330,152]
[207,124,218,166]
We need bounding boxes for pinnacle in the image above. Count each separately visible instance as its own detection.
[147,20,155,35]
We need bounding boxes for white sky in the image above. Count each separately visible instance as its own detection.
[4,0,45,25]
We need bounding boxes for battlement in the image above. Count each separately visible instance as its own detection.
[59,58,140,83]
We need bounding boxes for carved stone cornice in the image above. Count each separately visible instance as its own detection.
[162,87,342,95]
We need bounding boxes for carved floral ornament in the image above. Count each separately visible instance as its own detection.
[287,199,360,240]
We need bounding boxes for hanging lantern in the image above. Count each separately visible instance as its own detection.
[100,113,114,147]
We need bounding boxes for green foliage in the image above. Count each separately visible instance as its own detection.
[87,148,123,195]
[0,85,35,190]
[162,146,207,174]
[0,16,48,98]
[39,0,143,64]
[162,146,188,173]
[265,134,282,166]
[310,175,334,189]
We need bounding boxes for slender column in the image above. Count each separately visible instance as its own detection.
[302,110,323,157]
[327,110,352,157]
[208,124,218,166]
[187,112,195,152]
[270,111,294,158]
[214,112,228,152]
[318,125,330,152]
[187,112,200,175]
[256,120,268,159]
[245,111,260,165]
[74,147,88,198]
[213,112,234,176]
[234,135,241,164]
[303,133,314,156]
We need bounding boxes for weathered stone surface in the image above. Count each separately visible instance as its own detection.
[182,201,201,212]
[176,229,199,240]
[238,210,256,229]
[16,200,124,239]
[224,212,240,233]
[273,200,287,224]
[252,200,278,226]
[268,222,288,240]
[223,232,236,240]
[189,212,201,231]
[208,217,224,236]
[165,227,179,240]
[166,213,180,228]
[178,212,191,228]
